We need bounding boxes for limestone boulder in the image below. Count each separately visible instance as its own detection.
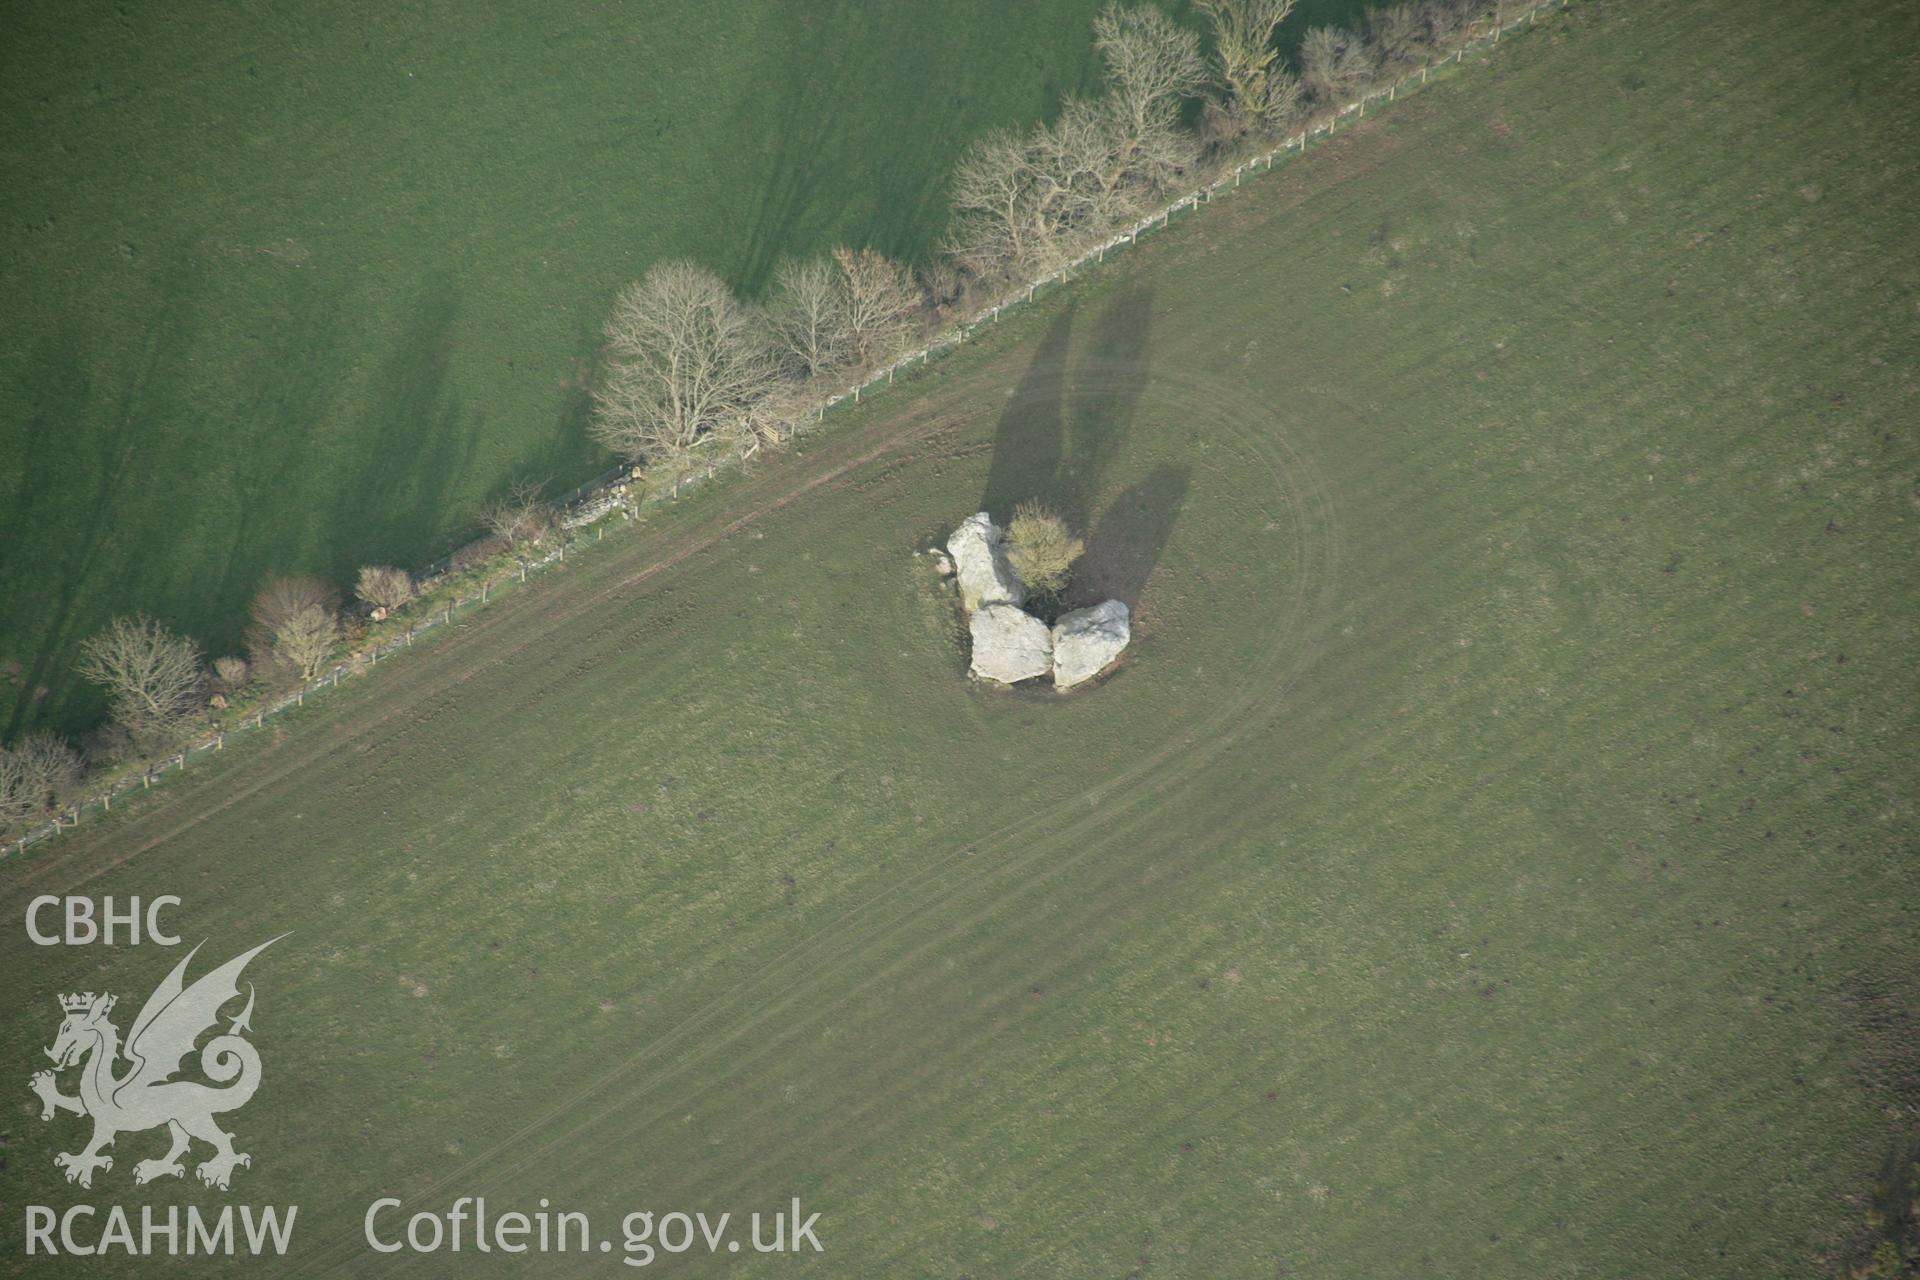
[969,603,1052,685]
[945,513,1026,613]
[1051,599,1130,689]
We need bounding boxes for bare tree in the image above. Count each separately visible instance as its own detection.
[832,247,922,368]
[766,257,852,379]
[946,97,1140,281]
[354,565,416,617]
[77,614,204,746]
[1091,2,1206,197]
[1300,25,1377,107]
[0,733,81,829]
[947,129,1037,279]
[273,605,339,682]
[480,481,560,558]
[947,4,1206,284]
[247,577,338,670]
[1368,3,1441,72]
[592,262,782,480]
[212,656,251,692]
[1196,0,1296,139]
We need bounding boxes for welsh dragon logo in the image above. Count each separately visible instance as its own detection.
[29,937,281,1191]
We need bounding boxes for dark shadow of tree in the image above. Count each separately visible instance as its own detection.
[0,248,204,741]
[1067,463,1190,613]
[975,286,1182,612]
[326,274,487,573]
[1060,285,1154,528]
[978,303,1075,519]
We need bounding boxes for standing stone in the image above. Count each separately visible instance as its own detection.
[1051,599,1130,689]
[946,513,1026,613]
[969,603,1053,684]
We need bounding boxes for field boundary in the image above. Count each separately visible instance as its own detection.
[5,0,1571,860]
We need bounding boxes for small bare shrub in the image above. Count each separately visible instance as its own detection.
[247,577,337,663]
[355,565,416,615]
[480,482,560,558]
[0,733,81,829]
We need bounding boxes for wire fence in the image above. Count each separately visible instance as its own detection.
[5,0,1569,860]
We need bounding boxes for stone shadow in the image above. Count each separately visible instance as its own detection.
[973,286,1182,611]
[1067,463,1190,613]
[977,303,1076,520]
[1059,284,1154,529]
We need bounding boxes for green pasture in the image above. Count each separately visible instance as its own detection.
[0,0,1121,740]
[3,0,1917,1275]
[0,0,1389,743]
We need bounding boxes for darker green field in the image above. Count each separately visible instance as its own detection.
[0,0,1123,740]
[3,0,1917,1275]
[0,0,1387,743]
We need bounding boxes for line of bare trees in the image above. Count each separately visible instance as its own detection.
[3,0,1534,840]
[0,561,429,835]
[1,465,590,837]
[590,245,933,497]
[588,0,1503,491]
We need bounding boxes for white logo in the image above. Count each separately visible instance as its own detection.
[30,937,282,1191]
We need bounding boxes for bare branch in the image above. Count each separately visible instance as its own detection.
[479,481,559,558]
[592,261,782,475]
[831,247,922,369]
[76,614,203,745]
[0,733,81,829]
[354,565,417,616]
[273,605,339,682]
[766,257,853,379]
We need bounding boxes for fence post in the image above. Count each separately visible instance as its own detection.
[297,688,304,707]
[218,732,225,750]
[256,710,265,729]
[331,670,340,688]
[103,791,110,812]
[143,770,151,789]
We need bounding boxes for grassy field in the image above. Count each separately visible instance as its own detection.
[5,0,1919,1275]
[0,0,1128,741]
[0,0,1391,743]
